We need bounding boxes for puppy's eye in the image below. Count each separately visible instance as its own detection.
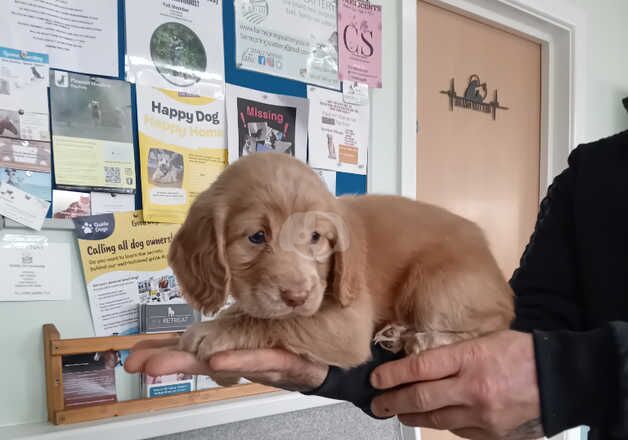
[311,231,321,243]
[248,231,266,244]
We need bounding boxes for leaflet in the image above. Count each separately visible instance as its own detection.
[137,86,227,224]
[226,84,308,163]
[307,85,369,174]
[338,0,382,87]
[125,0,224,96]
[73,211,182,336]
[49,70,136,193]
[0,0,118,76]
[235,0,339,88]
[0,182,50,230]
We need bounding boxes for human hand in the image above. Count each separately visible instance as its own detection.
[124,338,329,392]
[370,330,542,440]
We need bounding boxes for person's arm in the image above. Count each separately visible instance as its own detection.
[511,146,627,436]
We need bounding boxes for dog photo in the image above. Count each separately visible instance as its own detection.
[147,148,184,188]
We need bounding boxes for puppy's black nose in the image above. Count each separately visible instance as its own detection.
[280,288,308,307]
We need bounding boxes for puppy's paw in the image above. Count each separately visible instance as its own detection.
[373,324,408,353]
[178,321,238,360]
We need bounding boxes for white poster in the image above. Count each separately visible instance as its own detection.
[226,84,308,163]
[0,0,119,76]
[307,85,368,174]
[314,168,336,195]
[125,0,225,96]
[235,0,339,88]
[0,182,50,230]
[0,236,71,301]
[90,192,135,214]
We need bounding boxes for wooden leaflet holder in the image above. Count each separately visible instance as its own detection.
[43,324,277,425]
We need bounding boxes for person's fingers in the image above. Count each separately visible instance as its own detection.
[125,347,174,373]
[131,338,179,352]
[209,349,301,373]
[371,378,462,417]
[371,344,465,389]
[396,407,476,430]
[143,350,212,376]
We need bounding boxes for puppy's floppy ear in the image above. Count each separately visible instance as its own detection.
[169,197,230,315]
[331,207,366,307]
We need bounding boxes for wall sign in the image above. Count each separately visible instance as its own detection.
[440,75,508,120]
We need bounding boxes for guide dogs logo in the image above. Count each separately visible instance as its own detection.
[240,0,269,24]
[440,74,508,120]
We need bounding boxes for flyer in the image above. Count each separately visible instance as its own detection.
[338,0,382,88]
[90,192,135,215]
[314,168,337,195]
[0,47,50,142]
[0,182,50,230]
[307,85,369,174]
[0,235,71,301]
[62,351,118,408]
[125,0,224,96]
[226,84,308,163]
[0,168,51,201]
[0,0,118,76]
[137,86,227,224]
[49,70,136,193]
[73,211,182,336]
[235,0,339,88]
[0,137,51,173]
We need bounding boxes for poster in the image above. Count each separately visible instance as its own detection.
[0,47,50,142]
[0,168,51,201]
[52,189,91,219]
[0,235,71,301]
[0,182,49,230]
[125,0,224,97]
[0,0,118,76]
[314,168,336,194]
[49,70,136,193]
[234,0,339,88]
[226,84,308,163]
[73,211,182,336]
[307,86,368,174]
[137,86,227,224]
[90,192,135,215]
[338,0,382,88]
[0,137,51,173]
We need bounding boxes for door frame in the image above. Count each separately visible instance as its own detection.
[400,0,587,202]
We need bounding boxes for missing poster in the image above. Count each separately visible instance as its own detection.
[226,84,308,163]
[137,86,227,224]
[0,0,118,76]
[307,86,368,174]
[338,0,382,88]
[125,0,224,96]
[235,0,339,88]
[50,70,136,193]
[73,211,182,336]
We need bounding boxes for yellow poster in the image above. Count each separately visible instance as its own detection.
[137,86,227,223]
[73,211,181,336]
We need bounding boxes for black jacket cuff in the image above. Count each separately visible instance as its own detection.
[534,327,617,436]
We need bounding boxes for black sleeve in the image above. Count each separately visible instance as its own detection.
[511,148,628,436]
[301,343,403,417]
[510,151,583,332]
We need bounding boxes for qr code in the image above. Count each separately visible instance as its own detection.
[104,166,121,184]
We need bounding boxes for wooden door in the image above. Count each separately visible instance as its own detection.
[417,2,541,438]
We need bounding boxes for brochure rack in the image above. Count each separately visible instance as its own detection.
[42,324,277,425]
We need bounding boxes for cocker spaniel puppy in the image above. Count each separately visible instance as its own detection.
[170,153,513,384]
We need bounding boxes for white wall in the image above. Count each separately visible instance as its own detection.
[565,0,628,142]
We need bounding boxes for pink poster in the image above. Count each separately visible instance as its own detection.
[338,0,383,88]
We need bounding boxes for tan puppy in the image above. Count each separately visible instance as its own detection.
[170,153,513,384]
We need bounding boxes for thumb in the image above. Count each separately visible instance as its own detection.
[371,342,466,389]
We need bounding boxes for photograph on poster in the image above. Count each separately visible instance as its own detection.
[226,84,308,163]
[125,0,224,95]
[0,0,119,76]
[52,189,91,219]
[50,70,136,193]
[235,0,340,88]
